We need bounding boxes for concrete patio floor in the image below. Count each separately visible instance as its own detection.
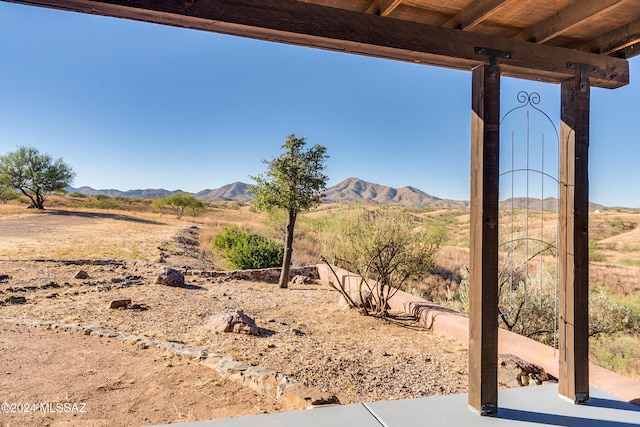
[158,384,640,427]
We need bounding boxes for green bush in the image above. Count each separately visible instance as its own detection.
[212,225,283,270]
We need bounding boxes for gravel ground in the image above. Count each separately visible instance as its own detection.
[0,259,468,405]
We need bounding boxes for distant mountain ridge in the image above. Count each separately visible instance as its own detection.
[68,186,183,199]
[67,178,468,208]
[320,178,469,207]
[195,182,253,202]
[66,179,607,209]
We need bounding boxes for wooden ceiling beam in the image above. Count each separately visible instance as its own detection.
[515,0,628,44]
[615,42,640,59]
[577,17,640,57]
[442,0,514,31]
[3,0,629,88]
[380,0,402,17]
[364,0,379,15]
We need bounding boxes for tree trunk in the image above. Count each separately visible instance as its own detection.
[35,191,45,209]
[279,210,296,289]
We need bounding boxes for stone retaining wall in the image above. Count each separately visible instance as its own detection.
[183,266,319,283]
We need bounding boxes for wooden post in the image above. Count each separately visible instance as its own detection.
[468,64,500,416]
[558,76,590,404]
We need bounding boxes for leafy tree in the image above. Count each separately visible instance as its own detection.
[320,206,445,317]
[250,134,328,288]
[157,193,207,218]
[0,146,75,209]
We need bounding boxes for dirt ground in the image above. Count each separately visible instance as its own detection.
[0,324,281,427]
[0,207,469,427]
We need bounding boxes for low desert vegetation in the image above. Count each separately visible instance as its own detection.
[211,225,284,270]
[2,163,639,380]
[319,206,446,317]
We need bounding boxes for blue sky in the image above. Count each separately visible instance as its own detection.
[1,2,639,207]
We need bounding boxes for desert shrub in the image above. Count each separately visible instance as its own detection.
[441,265,640,346]
[95,194,110,200]
[591,334,640,381]
[590,288,640,336]
[607,217,635,236]
[69,192,87,198]
[320,206,445,317]
[212,225,283,270]
[621,242,640,252]
[589,238,607,262]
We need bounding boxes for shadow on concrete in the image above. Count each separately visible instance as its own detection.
[588,397,640,412]
[498,408,640,427]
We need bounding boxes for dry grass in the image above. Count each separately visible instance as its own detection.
[0,205,191,261]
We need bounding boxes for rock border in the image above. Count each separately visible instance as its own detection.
[0,316,338,411]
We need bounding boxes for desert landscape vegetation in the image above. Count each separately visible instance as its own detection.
[1,186,640,426]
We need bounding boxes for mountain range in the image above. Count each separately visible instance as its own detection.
[67,178,607,210]
[67,178,468,208]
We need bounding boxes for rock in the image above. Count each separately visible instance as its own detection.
[41,281,60,289]
[156,268,185,287]
[279,383,340,410]
[73,270,90,280]
[498,354,550,387]
[291,275,313,285]
[290,328,306,336]
[7,296,26,305]
[109,299,131,309]
[204,310,259,336]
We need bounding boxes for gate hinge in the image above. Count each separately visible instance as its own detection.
[475,47,512,78]
[567,62,599,92]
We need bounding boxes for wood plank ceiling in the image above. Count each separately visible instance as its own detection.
[5,0,640,88]
[314,0,640,58]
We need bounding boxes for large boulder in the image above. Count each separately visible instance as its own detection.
[204,310,259,336]
[498,354,550,387]
[156,268,185,287]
